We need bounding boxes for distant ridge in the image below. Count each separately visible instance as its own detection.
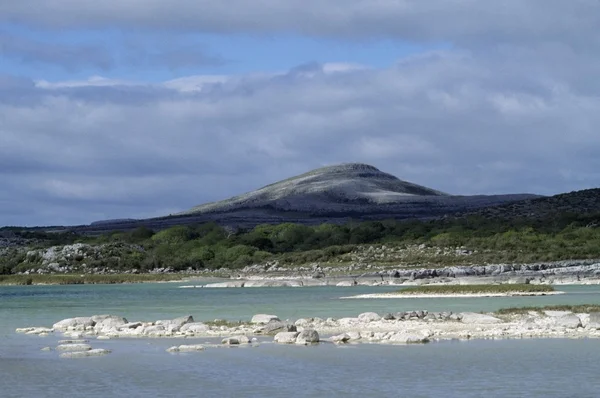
[180,163,448,215]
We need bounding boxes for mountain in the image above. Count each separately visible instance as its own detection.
[76,163,540,233]
[180,163,448,215]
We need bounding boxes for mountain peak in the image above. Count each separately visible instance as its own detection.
[180,163,447,215]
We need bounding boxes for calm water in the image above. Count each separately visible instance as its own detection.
[2,282,600,397]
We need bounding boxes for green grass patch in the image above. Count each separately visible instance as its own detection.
[0,273,191,286]
[204,319,248,328]
[397,284,555,295]
[496,304,600,315]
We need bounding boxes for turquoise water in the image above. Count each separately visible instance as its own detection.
[2,283,600,397]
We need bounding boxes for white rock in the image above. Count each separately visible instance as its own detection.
[296,329,319,345]
[180,322,210,334]
[222,335,251,345]
[331,334,350,343]
[388,333,429,344]
[460,312,502,324]
[251,314,280,324]
[56,344,92,352]
[167,344,205,353]
[60,349,111,358]
[53,317,95,331]
[274,331,300,344]
[552,314,582,329]
[358,312,381,322]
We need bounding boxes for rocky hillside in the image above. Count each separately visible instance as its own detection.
[463,188,600,220]
[180,163,448,215]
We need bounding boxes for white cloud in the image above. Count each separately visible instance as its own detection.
[2,45,600,226]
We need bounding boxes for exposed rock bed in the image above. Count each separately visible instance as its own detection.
[18,310,600,352]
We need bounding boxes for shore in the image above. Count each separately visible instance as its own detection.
[340,291,565,299]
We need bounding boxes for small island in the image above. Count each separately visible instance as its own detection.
[342,283,561,299]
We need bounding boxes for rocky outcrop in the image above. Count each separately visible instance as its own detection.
[251,314,280,324]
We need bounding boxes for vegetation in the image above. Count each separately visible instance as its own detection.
[496,304,600,315]
[397,284,555,295]
[2,210,600,276]
[0,273,192,285]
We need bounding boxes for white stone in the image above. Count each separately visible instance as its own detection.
[274,331,300,344]
[251,314,280,324]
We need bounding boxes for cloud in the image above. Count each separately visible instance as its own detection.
[1,1,599,48]
[0,31,113,71]
[1,43,600,226]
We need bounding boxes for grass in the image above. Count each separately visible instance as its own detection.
[496,304,600,315]
[397,284,555,295]
[0,273,193,286]
[204,319,248,328]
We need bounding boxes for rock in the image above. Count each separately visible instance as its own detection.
[552,314,582,329]
[331,334,350,343]
[56,343,92,352]
[18,327,54,335]
[587,312,600,329]
[58,339,89,344]
[251,314,280,324]
[274,331,300,344]
[544,311,572,317]
[382,313,395,320]
[53,317,95,331]
[222,335,251,345]
[40,347,52,351]
[388,333,430,344]
[358,312,381,322]
[120,322,143,329]
[60,349,111,358]
[336,281,355,287]
[460,312,502,324]
[180,322,210,334]
[156,316,194,332]
[93,315,128,330]
[296,329,319,345]
[167,344,205,353]
[260,320,297,334]
[347,331,362,340]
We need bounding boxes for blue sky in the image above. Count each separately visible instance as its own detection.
[1,1,599,226]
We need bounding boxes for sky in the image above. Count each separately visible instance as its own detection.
[1,1,600,226]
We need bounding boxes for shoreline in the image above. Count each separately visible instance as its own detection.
[17,306,600,351]
[340,291,565,299]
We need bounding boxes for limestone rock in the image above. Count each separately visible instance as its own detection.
[358,312,381,322]
[251,314,280,324]
[222,335,251,345]
[331,334,350,343]
[167,344,205,353]
[274,331,300,344]
[460,312,502,324]
[260,320,297,334]
[296,329,319,345]
[60,349,111,358]
[53,317,95,331]
[56,343,92,352]
[180,322,210,334]
[587,312,600,329]
[552,314,582,329]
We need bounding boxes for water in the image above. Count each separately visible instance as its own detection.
[2,282,600,397]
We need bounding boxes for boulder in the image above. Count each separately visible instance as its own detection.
[93,315,128,330]
[274,331,300,344]
[296,329,319,345]
[251,314,280,324]
[260,320,297,334]
[331,333,350,344]
[336,281,355,287]
[167,344,205,353]
[587,312,600,329]
[60,349,111,358]
[460,312,502,324]
[387,333,430,344]
[358,312,381,322]
[53,317,95,331]
[156,316,194,332]
[222,335,251,345]
[180,322,210,334]
[56,344,92,352]
[552,314,582,329]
